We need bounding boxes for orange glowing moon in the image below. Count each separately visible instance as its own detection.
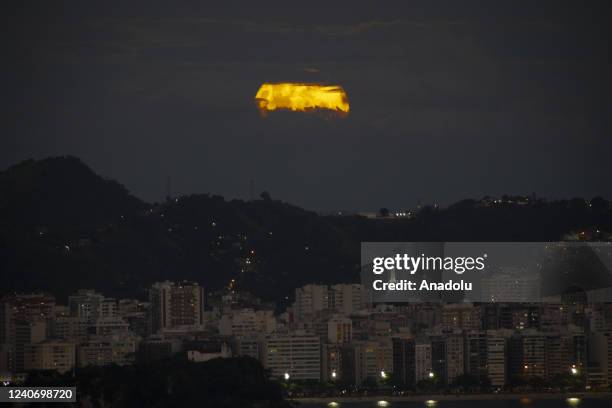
[255,83,349,116]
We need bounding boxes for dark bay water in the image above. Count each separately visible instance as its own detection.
[298,397,612,408]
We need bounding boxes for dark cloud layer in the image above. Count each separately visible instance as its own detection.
[3,1,611,210]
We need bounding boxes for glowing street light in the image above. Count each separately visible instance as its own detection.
[571,365,579,375]
[380,370,388,379]
[283,372,290,381]
[428,371,435,379]
[331,370,337,379]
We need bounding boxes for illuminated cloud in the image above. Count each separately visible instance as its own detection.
[255,83,349,116]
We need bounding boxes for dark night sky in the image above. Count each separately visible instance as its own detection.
[3,1,612,211]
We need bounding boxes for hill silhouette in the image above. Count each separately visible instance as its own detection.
[1,156,611,306]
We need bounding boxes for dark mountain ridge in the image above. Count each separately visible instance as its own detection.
[1,156,611,306]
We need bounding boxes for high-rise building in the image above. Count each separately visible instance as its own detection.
[482,304,501,330]
[117,299,151,338]
[465,331,488,381]
[0,293,54,373]
[219,309,276,338]
[78,334,139,367]
[324,337,392,385]
[511,305,540,331]
[392,336,415,386]
[293,284,365,322]
[24,340,76,374]
[262,331,321,380]
[330,284,364,315]
[446,334,464,385]
[0,294,55,345]
[68,290,116,320]
[545,334,571,380]
[588,331,612,387]
[90,317,130,336]
[354,337,393,385]
[52,317,89,341]
[415,342,432,382]
[149,281,205,333]
[236,337,262,360]
[486,332,507,387]
[0,301,8,346]
[0,344,9,373]
[441,304,481,331]
[14,321,47,372]
[431,337,446,385]
[540,304,566,332]
[327,316,352,344]
[293,284,330,322]
[509,331,546,379]
[322,343,344,382]
[339,344,357,384]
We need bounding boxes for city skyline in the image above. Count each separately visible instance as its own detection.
[1,280,607,393]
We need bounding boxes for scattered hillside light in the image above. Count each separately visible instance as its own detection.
[567,397,580,406]
[327,403,339,408]
[283,372,290,381]
[377,401,389,407]
[255,83,349,116]
[425,400,437,407]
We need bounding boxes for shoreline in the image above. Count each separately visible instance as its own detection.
[292,392,612,403]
